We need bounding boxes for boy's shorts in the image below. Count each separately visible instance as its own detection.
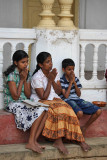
[66,99,100,115]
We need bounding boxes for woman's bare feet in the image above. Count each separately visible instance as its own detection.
[35,141,45,149]
[53,138,68,155]
[79,142,91,152]
[26,142,42,153]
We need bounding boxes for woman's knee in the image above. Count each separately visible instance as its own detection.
[77,111,83,119]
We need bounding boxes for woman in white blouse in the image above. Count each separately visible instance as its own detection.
[31,51,91,155]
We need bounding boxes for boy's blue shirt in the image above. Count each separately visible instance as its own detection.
[60,74,82,101]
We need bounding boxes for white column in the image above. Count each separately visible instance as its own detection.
[34,28,79,77]
[92,45,98,79]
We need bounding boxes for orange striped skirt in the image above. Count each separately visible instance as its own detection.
[40,98,85,142]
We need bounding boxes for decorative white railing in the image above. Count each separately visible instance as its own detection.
[79,29,107,89]
[0,28,107,109]
[0,28,36,109]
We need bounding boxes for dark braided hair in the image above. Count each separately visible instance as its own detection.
[3,50,28,76]
[33,51,51,75]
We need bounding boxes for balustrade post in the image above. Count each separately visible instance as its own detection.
[105,46,107,70]
[93,45,98,79]
[80,45,85,80]
[37,0,56,28]
[57,0,76,29]
[11,45,16,64]
[24,43,30,68]
[0,45,4,109]
[24,43,29,54]
[30,43,37,74]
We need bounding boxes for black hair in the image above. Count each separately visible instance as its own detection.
[33,51,51,75]
[3,50,28,76]
[62,58,75,69]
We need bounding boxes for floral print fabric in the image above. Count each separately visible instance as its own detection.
[6,102,48,131]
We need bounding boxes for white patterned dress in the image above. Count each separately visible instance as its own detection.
[3,68,48,131]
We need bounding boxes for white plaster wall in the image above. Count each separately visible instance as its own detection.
[81,89,107,103]
[31,29,80,78]
[0,0,23,28]
[0,0,23,71]
[79,0,107,71]
[79,0,107,29]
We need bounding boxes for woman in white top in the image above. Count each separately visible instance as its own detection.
[31,52,91,155]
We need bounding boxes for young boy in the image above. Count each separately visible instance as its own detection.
[60,58,102,136]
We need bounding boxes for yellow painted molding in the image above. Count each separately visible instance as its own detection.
[23,0,28,28]
[74,0,79,27]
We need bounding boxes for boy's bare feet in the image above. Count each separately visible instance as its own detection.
[26,142,42,153]
[79,142,91,152]
[53,138,69,155]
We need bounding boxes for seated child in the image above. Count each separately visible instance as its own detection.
[60,58,102,135]
[3,50,48,153]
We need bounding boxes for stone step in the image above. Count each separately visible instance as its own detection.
[0,109,107,145]
[0,137,107,160]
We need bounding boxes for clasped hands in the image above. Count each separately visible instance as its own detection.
[47,68,57,82]
[69,70,75,84]
[19,68,29,82]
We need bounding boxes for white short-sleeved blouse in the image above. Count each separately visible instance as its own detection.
[30,69,60,102]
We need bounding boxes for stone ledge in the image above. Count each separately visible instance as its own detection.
[0,109,107,145]
[0,137,107,160]
[0,110,29,145]
[80,108,107,138]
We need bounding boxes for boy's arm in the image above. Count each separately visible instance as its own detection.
[61,81,73,98]
[73,81,81,97]
[71,71,81,97]
[62,80,81,98]
[72,72,81,97]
